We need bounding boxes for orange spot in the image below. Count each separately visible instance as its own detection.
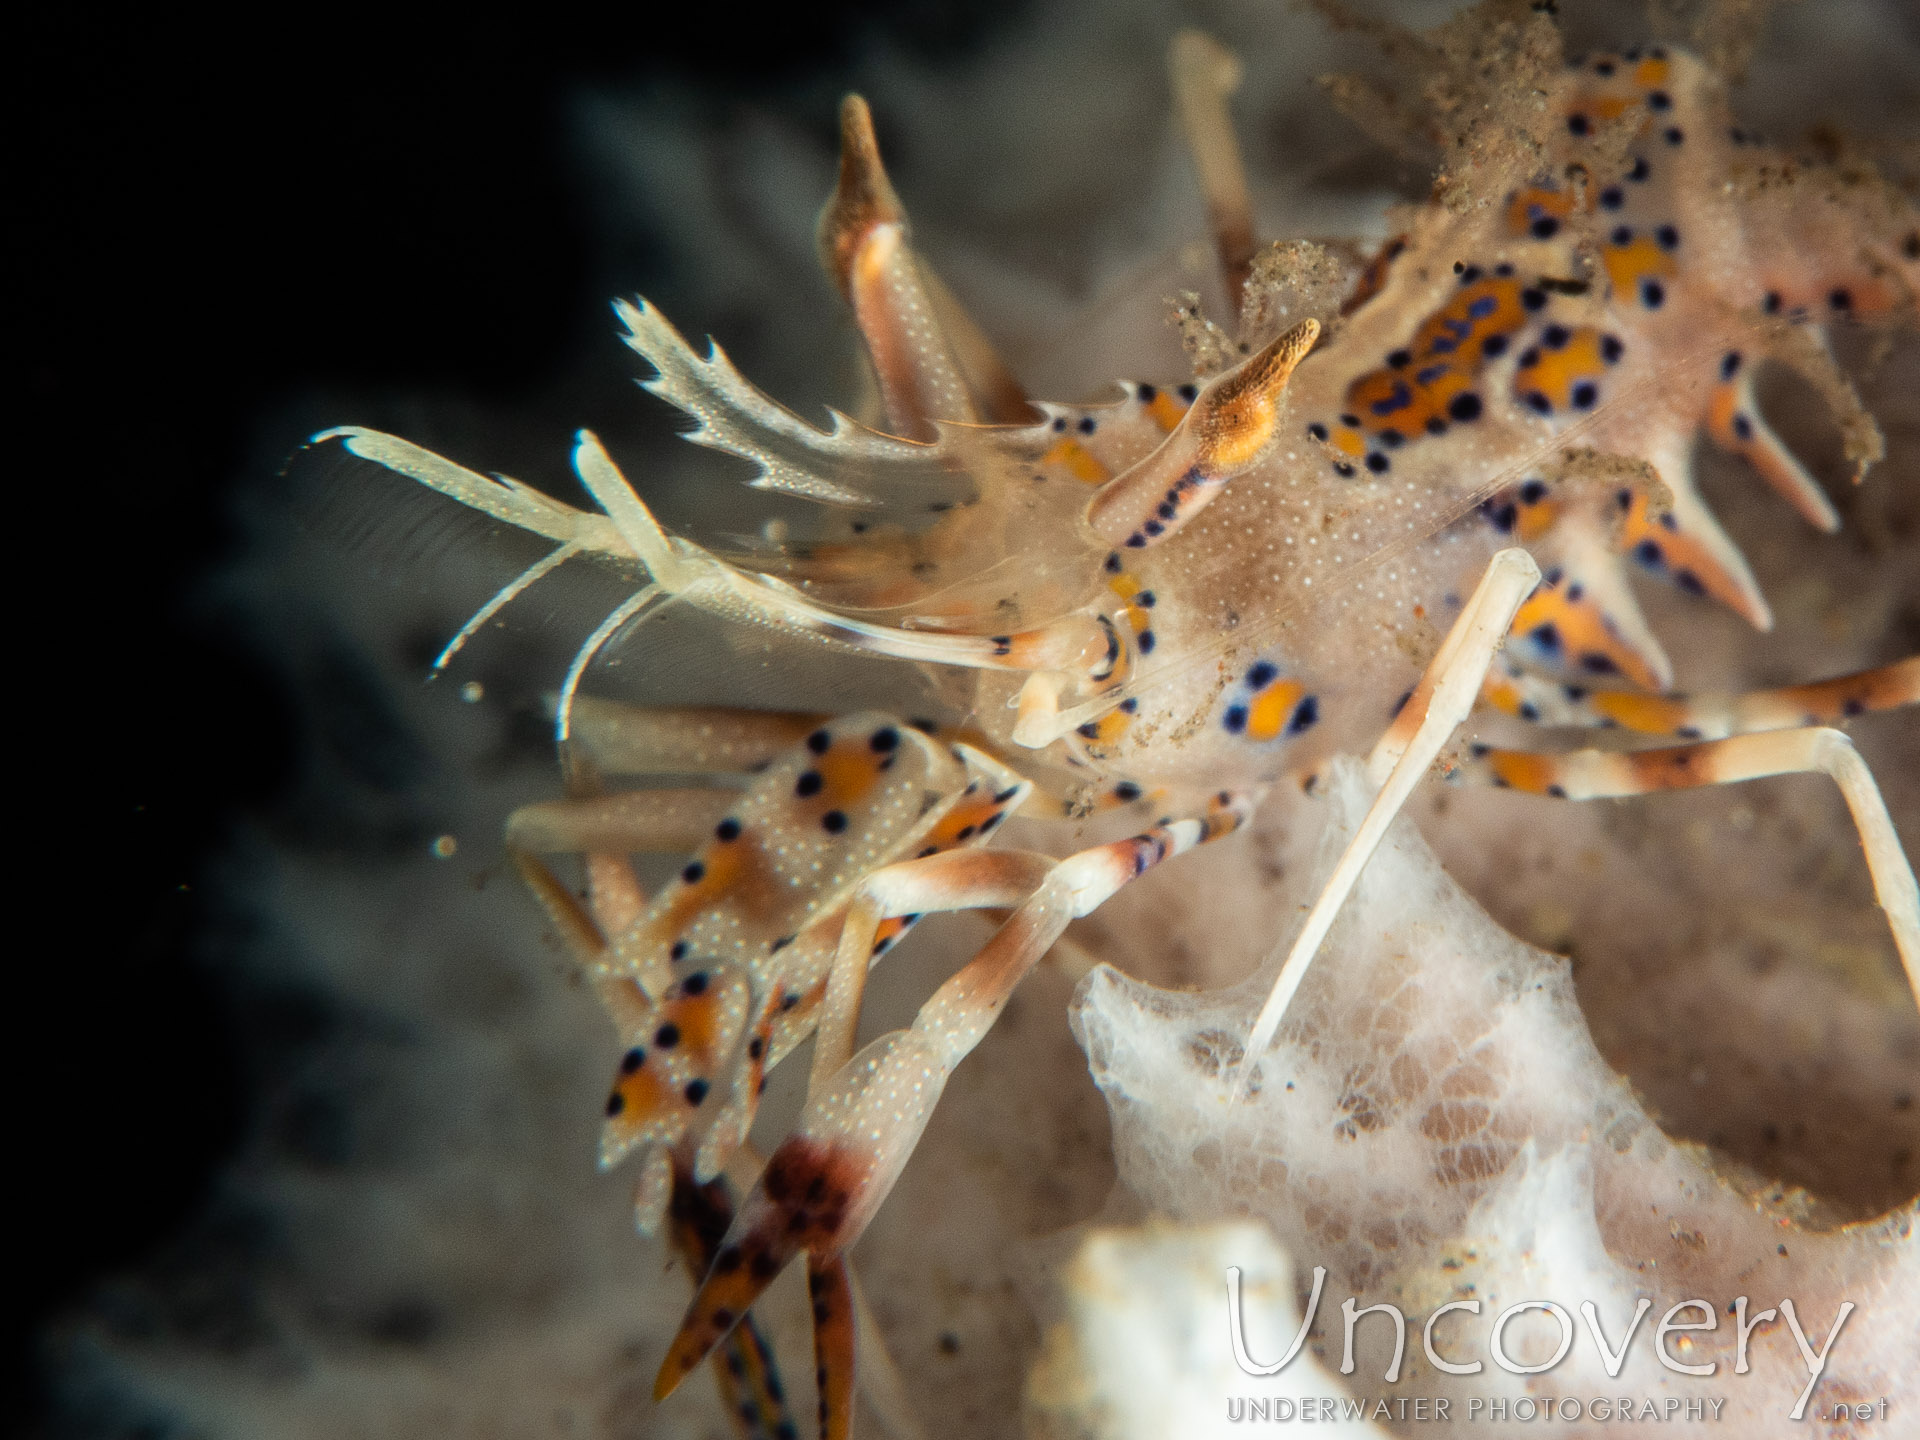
[1042,436,1111,484]
[1504,185,1577,239]
[1488,750,1561,795]
[1336,277,1525,447]
[1080,707,1133,746]
[656,840,750,932]
[1587,690,1693,735]
[926,790,1006,847]
[1601,234,1677,301]
[1706,379,1740,441]
[1481,674,1524,717]
[1144,389,1189,432]
[610,1063,671,1125]
[1410,277,1527,366]
[817,743,882,808]
[1244,679,1306,743]
[1511,583,1665,692]
[664,986,725,1055]
[1512,324,1612,414]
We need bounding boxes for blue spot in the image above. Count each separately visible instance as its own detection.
[1223,705,1248,734]
[1370,383,1412,415]
[1247,661,1279,689]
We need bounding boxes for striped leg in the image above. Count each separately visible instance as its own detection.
[1449,727,1920,1004]
[1241,548,1544,1074]
[653,793,1256,1416]
[667,1155,803,1440]
[506,792,805,1440]
[1480,655,1920,739]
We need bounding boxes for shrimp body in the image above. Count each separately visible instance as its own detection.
[320,23,1920,1440]
[959,45,1920,801]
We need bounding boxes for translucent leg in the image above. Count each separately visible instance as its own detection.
[654,793,1255,1403]
[1241,548,1542,1076]
[1481,655,1920,739]
[1451,727,1920,1005]
[1170,30,1256,305]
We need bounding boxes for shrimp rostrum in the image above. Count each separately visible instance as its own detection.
[318,23,1920,1439]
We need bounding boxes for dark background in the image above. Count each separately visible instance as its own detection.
[14,8,1022,1431]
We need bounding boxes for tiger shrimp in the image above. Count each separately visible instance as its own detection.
[316,12,1920,1437]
